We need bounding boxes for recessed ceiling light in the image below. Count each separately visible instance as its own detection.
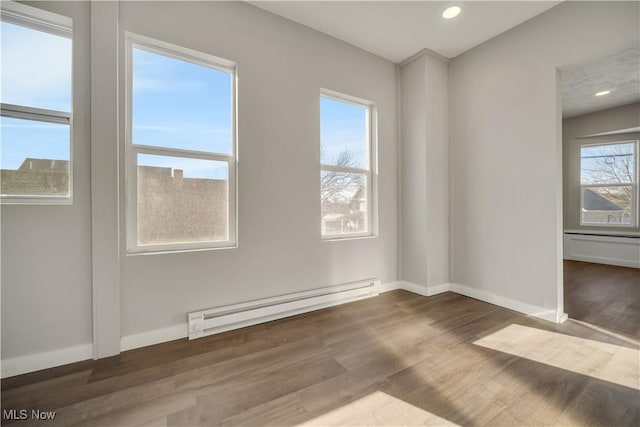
[442,6,461,19]
[595,90,611,97]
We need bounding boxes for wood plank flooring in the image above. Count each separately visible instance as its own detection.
[2,290,639,426]
[564,260,640,339]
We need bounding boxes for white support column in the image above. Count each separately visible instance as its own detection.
[91,0,121,358]
[399,51,450,293]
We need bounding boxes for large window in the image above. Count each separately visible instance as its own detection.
[580,141,638,227]
[320,90,376,238]
[126,34,236,253]
[1,2,72,203]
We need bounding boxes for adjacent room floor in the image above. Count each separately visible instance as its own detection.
[2,290,638,426]
[564,260,640,339]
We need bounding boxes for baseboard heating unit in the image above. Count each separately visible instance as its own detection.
[188,279,380,340]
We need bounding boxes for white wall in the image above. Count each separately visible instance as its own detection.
[449,1,639,314]
[1,1,93,360]
[400,53,449,290]
[117,2,399,338]
[563,102,640,233]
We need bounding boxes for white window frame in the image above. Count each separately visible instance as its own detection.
[125,32,237,254]
[320,88,378,240]
[0,1,73,205]
[579,140,639,228]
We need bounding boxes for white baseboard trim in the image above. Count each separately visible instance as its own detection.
[426,283,452,296]
[1,343,93,379]
[450,283,567,324]
[378,281,402,293]
[121,323,188,352]
[379,280,452,297]
[564,254,639,269]
[381,280,567,324]
[380,280,423,294]
[557,312,569,323]
[398,281,428,296]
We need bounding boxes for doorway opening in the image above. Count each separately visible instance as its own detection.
[559,47,640,339]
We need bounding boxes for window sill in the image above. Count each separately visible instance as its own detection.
[578,223,637,229]
[1,196,72,205]
[126,243,238,256]
[567,228,639,237]
[322,234,377,242]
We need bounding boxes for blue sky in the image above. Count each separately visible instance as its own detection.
[2,22,366,181]
[1,117,69,169]
[132,47,232,156]
[1,22,71,111]
[320,97,367,169]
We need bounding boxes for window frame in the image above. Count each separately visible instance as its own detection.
[319,88,378,240]
[579,139,639,228]
[0,1,73,205]
[125,32,238,254]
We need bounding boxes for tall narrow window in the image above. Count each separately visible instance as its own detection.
[1,3,73,203]
[126,34,236,253]
[580,141,638,226]
[320,90,375,238]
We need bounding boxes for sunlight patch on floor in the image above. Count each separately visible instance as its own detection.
[473,323,640,390]
[297,391,459,426]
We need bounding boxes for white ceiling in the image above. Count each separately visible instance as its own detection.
[249,1,562,62]
[248,2,639,118]
[561,47,640,118]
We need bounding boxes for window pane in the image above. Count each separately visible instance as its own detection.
[581,142,635,185]
[1,117,70,196]
[137,154,229,245]
[581,187,633,225]
[320,97,367,169]
[1,21,72,112]
[321,170,368,235]
[132,47,233,154]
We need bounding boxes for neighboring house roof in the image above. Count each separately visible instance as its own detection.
[18,158,69,172]
[583,189,622,211]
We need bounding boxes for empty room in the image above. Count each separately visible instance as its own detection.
[1,1,638,426]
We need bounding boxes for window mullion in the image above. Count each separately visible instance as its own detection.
[321,164,369,174]
[1,103,70,124]
[134,144,232,162]
[582,183,633,189]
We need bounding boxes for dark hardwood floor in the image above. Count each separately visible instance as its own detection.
[564,260,640,339]
[1,290,639,426]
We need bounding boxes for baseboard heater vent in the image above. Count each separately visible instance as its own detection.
[188,279,380,340]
